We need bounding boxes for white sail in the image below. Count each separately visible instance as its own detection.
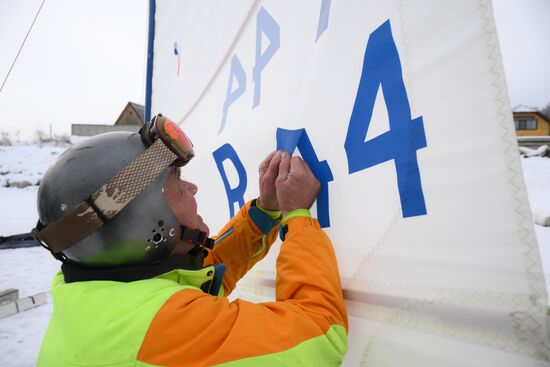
[148,1,550,365]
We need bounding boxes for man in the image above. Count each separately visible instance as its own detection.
[34,115,348,366]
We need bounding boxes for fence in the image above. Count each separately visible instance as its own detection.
[71,124,141,137]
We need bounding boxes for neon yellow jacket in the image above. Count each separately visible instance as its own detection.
[38,201,348,366]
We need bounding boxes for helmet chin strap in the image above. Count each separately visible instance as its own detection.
[179,225,214,252]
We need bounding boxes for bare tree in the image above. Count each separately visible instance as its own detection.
[540,102,550,120]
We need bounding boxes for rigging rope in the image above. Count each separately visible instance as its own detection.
[0,0,47,96]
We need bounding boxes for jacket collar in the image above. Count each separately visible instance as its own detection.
[60,252,226,296]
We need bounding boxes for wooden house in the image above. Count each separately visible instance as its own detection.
[513,105,550,136]
[114,102,145,126]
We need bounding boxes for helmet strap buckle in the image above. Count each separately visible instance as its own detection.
[32,220,69,263]
[179,225,214,249]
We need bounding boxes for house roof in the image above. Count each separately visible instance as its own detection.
[114,102,145,125]
[512,104,538,113]
[129,102,145,122]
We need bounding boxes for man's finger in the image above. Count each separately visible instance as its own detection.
[277,151,291,181]
[265,150,281,180]
[289,156,306,175]
[259,151,276,174]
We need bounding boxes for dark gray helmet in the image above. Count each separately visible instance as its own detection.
[37,132,182,266]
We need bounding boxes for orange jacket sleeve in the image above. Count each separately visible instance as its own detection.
[139,216,348,367]
[275,216,348,331]
[203,200,279,295]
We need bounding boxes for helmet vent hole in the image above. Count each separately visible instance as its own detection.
[153,233,162,243]
[158,220,164,227]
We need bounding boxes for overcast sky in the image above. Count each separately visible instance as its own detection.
[0,0,548,138]
[0,0,147,137]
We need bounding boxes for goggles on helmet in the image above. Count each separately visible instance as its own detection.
[140,114,194,167]
[33,114,198,258]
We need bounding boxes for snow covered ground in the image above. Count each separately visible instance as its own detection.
[0,145,63,367]
[0,143,549,366]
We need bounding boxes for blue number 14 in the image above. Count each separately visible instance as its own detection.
[345,20,427,218]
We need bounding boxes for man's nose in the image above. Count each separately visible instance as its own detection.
[181,180,198,195]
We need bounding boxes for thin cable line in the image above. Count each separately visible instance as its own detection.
[0,0,47,96]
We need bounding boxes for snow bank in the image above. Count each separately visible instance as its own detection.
[521,156,550,222]
[0,145,63,366]
[519,145,548,158]
[520,156,550,302]
[0,248,58,367]
[0,145,65,191]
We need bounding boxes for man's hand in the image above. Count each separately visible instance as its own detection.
[258,151,282,211]
[276,152,320,217]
